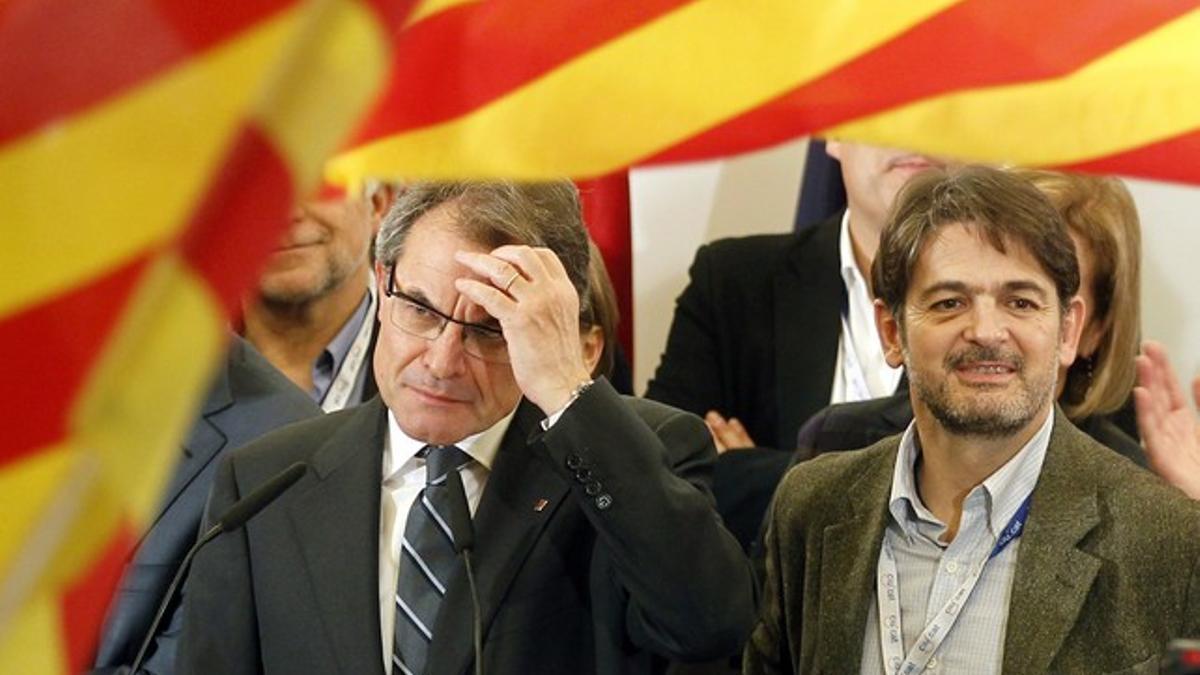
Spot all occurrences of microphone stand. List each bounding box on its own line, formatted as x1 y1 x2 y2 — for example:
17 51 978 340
128 461 307 674
443 468 483 675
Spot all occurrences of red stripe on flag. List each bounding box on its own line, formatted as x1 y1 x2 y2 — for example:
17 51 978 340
649 0 1196 164
348 0 690 146
0 256 150 470
179 124 296 315
60 518 137 673
578 173 634 361
358 0 420 36
0 0 293 145
1060 129 1200 185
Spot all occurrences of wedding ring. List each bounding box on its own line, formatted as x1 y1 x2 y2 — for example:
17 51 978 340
502 269 521 292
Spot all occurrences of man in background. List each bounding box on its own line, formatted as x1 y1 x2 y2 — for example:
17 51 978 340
242 184 394 412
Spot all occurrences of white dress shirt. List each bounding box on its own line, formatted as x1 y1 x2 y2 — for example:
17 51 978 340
378 408 515 673
830 211 904 404
859 412 1053 674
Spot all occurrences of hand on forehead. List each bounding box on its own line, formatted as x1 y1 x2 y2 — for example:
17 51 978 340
400 258 494 322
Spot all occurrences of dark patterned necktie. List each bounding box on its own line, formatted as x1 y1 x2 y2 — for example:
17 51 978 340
392 445 470 675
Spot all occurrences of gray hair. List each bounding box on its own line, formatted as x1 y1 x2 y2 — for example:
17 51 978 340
375 181 591 314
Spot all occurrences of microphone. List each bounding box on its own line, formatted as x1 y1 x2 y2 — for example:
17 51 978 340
213 462 308 532
442 468 483 675
128 462 308 674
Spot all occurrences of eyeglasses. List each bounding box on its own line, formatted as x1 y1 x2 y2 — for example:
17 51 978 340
384 268 510 363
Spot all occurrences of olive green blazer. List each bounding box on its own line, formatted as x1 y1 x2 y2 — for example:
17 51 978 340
746 410 1200 674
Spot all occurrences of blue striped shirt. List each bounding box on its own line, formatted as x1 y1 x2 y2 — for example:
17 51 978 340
859 411 1053 674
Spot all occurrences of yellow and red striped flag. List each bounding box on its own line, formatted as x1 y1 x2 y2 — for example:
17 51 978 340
324 0 1200 380
327 0 1200 184
0 0 414 670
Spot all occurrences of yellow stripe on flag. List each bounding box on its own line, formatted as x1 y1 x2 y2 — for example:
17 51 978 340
826 8 1200 167
326 0 962 182
256 0 391 192
72 255 227 535
0 592 67 675
0 444 78 606
406 0 478 27
0 255 224 636
0 7 302 319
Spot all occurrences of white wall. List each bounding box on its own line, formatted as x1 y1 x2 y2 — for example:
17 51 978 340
630 141 1200 398
1126 177 1200 384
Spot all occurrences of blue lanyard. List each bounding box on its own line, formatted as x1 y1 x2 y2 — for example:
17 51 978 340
989 494 1032 560
878 492 1033 675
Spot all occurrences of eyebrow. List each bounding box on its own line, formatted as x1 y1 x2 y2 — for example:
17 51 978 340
916 279 1051 303
395 285 503 332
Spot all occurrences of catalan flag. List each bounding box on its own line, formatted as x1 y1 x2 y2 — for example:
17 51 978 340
0 0 412 670
6 0 1200 670
328 0 1200 184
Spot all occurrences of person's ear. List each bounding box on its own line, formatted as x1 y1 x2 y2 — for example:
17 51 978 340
875 299 906 368
375 261 390 320
580 325 604 377
369 184 399 231
1059 295 1086 369
825 140 843 161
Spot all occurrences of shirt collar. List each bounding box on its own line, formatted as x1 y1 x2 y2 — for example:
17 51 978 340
382 404 517 482
837 210 867 289
321 286 373 376
888 409 1054 538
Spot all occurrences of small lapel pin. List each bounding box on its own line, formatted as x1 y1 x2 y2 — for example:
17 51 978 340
533 498 549 512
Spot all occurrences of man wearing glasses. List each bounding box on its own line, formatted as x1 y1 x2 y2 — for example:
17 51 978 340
179 181 755 675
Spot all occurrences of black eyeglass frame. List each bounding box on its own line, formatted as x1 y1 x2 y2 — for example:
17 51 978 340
383 265 507 349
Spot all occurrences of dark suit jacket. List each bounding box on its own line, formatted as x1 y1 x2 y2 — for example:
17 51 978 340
178 379 755 675
646 216 844 451
745 411 1200 674
94 336 320 674
645 216 848 551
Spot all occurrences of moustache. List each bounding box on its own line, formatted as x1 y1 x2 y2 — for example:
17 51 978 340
944 345 1022 372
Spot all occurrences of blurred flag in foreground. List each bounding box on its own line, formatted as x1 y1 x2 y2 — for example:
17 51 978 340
0 0 412 670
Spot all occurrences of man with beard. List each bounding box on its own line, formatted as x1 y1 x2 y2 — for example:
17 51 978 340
745 166 1200 674
242 185 394 412
647 142 947 551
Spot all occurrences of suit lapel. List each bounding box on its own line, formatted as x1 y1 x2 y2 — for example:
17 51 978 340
1002 413 1102 674
428 400 570 675
775 215 845 448
815 442 896 671
288 399 389 675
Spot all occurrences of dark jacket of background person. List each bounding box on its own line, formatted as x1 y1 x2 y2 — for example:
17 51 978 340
745 412 1200 674
646 215 871 551
93 336 320 674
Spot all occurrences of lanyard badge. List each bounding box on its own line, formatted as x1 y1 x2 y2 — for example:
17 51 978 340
876 494 1031 674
